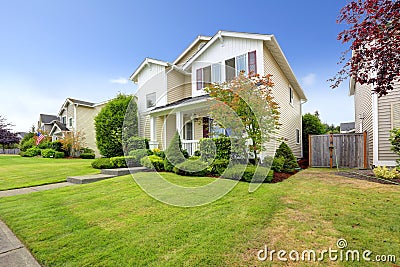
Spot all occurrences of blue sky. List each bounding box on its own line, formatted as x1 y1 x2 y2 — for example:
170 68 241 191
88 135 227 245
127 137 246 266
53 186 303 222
0 0 353 132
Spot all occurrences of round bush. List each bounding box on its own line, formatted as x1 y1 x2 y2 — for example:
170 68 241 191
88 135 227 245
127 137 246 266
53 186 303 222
80 153 95 159
141 155 164 171
23 147 41 157
41 149 56 158
54 151 65 158
91 158 113 169
129 149 151 166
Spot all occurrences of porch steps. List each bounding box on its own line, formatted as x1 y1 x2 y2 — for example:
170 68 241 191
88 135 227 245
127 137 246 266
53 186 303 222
67 167 151 184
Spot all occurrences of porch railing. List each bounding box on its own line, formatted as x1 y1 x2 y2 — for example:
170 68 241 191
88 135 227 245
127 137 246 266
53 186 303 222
181 140 199 156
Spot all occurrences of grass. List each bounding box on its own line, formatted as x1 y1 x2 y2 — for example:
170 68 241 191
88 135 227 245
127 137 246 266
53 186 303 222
0 168 399 266
0 155 98 190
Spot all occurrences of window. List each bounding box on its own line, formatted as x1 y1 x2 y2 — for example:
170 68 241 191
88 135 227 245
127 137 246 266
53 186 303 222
69 118 73 127
211 63 221 83
203 66 211 88
236 54 247 76
296 129 300 144
196 68 203 90
184 121 193 140
248 51 257 75
62 116 66 125
392 103 400 129
289 87 294 104
146 93 156 108
225 58 235 82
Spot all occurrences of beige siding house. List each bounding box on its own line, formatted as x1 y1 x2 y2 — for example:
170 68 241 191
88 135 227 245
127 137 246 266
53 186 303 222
350 79 400 167
49 98 107 157
130 31 307 158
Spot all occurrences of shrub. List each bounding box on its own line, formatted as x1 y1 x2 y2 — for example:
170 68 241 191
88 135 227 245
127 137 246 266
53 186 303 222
210 159 230 176
95 94 136 158
80 153 95 159
222 164 274 183
91 158 113 169
193 150 201 157
152 149 165 159
188 156 200 161
199 137 231 162
109 156 136 168
275 142 299 173
173 160 209 176
23 147 41 157
141 155 164 171
41 148 56 158
54 151 65 158
38 141 52 149
164 131 186 172
129 149 151 167
126 137 149 152
390 128 400 170
20 137 35 152
373 166 400 179
263 156 285 172
50 141 64 152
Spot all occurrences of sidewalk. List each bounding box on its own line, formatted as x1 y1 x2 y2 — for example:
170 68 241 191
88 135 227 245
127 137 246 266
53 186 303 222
0 221 40 267
0 182 74 198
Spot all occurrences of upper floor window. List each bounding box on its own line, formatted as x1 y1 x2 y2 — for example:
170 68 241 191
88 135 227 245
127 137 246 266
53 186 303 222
296 129 300 144
146 92 156 108
211 63 221 83
196 66 211 90
62 116 66 125
69 118 73 128
289 87 294 105
225 50 257 81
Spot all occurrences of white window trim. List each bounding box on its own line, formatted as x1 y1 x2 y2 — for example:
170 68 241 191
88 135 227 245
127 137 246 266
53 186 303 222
289 87 294 107
235 53 247 76
296 129 300 144
211 63 222 83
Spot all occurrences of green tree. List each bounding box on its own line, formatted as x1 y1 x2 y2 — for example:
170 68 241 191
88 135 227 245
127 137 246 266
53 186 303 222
324 123 340 134
390 128 400 170
204 73 280 164
275 142 299 173
164 131 186 172
95 94 136 158
302 112 326 160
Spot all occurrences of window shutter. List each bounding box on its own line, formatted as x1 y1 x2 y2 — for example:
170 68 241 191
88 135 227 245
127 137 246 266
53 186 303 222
248 51 257 75
196 68 203 90
392 103 400 129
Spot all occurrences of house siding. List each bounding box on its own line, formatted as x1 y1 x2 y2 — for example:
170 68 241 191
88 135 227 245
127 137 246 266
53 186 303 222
377 85 400 162
156 116 164 150
175 40 209 66
167 69 191 104
263 45 302 158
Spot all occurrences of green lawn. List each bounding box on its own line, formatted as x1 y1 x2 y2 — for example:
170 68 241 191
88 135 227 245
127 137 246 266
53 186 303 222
0 155 98 190
0 168 399 266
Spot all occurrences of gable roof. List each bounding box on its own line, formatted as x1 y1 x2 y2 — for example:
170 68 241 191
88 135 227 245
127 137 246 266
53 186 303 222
40 114 59 124
68 98 95 107
182 30 307 101
129 58 169 83
172 35 212 65
340 122 356 132
49 120 69 136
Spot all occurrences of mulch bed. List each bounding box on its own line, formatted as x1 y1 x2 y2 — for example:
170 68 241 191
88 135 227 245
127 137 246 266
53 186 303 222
335 170 400 185
271 172 294 183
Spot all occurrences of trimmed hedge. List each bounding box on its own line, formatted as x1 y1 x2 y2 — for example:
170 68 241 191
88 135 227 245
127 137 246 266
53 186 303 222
199 137 244 162
91 158 113 169
80 153 95 159
41 149 56 158
222 164 274 183
164 132 186 172
141 155 164 171
210 159 230 176
54 151 65 158
126 137 149 152
22 147 42 157
129 149 152 166
173 160 209 176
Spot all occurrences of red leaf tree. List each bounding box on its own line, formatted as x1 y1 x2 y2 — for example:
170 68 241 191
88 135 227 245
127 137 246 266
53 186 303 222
330 0 400 97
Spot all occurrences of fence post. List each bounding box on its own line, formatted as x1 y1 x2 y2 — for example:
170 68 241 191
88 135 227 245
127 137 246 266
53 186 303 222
363 131 368 169
329 133 334 169
308 135 312 167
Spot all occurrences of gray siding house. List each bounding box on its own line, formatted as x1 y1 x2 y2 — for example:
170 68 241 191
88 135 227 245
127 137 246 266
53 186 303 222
350 80 400 167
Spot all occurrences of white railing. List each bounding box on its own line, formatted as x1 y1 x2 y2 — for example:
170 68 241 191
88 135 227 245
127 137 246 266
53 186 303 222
149 141 159 150
181 140 199 156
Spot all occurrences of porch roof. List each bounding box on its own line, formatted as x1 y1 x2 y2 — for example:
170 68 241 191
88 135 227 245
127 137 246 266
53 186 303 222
149 94 209 115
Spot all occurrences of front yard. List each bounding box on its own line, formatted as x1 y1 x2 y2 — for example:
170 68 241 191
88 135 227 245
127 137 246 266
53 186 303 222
0 155 98 190
0 166 399 266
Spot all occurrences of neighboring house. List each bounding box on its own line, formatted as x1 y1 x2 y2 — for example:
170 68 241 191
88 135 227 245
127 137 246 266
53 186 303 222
340 122 355 133
350 79 400 167
130 30 307 158
37 114 59 133
49 98 108 157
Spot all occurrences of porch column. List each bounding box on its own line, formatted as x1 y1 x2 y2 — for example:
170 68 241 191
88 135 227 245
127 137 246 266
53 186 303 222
149 116 158 149
176 111 183 137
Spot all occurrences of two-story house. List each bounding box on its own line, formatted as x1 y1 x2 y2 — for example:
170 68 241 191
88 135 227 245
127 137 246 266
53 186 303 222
350 79 400 167
130 31 307 158
37 114 59 133
48 98 108 157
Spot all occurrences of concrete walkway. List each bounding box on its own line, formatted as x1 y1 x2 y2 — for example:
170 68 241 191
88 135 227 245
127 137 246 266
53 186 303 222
0 182 74 198
0 221 40 267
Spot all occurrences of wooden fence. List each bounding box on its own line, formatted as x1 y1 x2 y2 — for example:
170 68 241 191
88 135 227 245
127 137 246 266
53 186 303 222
0 149 20 155
309 133 367 168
